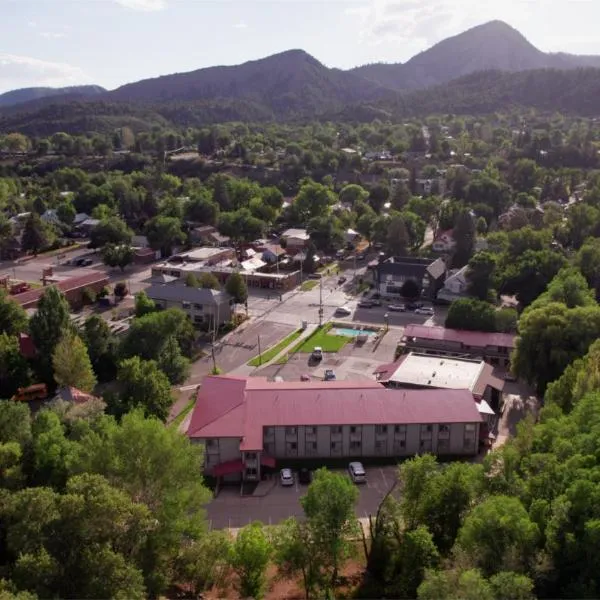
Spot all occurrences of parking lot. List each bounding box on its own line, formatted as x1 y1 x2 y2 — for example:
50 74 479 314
205 464 399 529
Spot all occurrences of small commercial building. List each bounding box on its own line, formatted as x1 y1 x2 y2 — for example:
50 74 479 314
400 324 516 368
374 352 504 413
145 281 233 328
11 271 109 310
187 376 484 481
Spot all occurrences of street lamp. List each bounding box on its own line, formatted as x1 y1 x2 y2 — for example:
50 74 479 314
384 313 389 332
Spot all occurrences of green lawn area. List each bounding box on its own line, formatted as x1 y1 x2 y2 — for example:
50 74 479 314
247 329 303 366
168 396 196 430
290 323 351 353
300 279 319 291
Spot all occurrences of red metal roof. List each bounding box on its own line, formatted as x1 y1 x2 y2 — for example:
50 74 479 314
403 324 516 349
188 375 483 451
12 270 109 307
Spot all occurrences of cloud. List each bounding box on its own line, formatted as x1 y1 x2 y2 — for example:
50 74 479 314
40 31 66 39
233 21 248 29
0 53 90 93
114 0 167 11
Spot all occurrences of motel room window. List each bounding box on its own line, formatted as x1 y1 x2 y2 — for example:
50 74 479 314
395 424 406 435
393 439 406 452
349 440 362 451
285 426 297 436
375 440 386 453
245 452 257 461
376 425 388 435
306 426 317 435
286 442 297 456
182 301 191 309
330 426 342 435
331 441 342 452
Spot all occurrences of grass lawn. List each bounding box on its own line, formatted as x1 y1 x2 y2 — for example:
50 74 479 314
290 323 351 353
169 396 195 430
300 279 319 291
247 329 303 366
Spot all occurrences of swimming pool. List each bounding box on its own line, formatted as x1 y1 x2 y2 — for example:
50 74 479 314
332 327 378 338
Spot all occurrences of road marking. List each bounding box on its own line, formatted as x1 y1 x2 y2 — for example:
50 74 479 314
380 467 388 488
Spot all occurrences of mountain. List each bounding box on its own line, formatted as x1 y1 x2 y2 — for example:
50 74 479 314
0 85 106 108
352 20 600 90
107 49 388 116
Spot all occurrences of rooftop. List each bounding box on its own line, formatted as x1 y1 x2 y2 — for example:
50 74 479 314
403 324 516 349
145 281 230 305
173 247 233 262
385 353 486 390
187 375 483 451
281 228 310 241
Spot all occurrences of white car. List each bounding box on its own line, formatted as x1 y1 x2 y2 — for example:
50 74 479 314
280 468 294 486
415 306 434 315
335 306 352 316
348 462 367 484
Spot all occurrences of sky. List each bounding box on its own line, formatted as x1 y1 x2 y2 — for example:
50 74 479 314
1 0 600 94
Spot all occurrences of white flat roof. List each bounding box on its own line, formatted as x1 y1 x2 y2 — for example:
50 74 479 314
176 247 232 261
389 353 485 391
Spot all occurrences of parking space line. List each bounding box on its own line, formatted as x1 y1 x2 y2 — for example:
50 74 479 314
380 467 388 489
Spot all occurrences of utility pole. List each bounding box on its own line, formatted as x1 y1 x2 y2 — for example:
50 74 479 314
318 278 323 327
257 335 262 365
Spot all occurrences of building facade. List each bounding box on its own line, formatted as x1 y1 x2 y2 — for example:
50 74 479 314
187 376 483 481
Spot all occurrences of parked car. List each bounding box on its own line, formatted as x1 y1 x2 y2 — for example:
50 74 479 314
311 347 323 361
298 468 313 485
358 300 373 308
337 276 347 285
370 298 382 306
388 303 405 312
348 461 367 484
280 468 294 486
324 369 336 381
335 306 352 316
300 373 311 381
415 306 434 315
405 302 419 311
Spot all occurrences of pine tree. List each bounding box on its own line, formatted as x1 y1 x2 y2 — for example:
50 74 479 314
52 331 97 392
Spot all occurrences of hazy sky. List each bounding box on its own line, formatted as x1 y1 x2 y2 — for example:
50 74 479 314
1 0 600 93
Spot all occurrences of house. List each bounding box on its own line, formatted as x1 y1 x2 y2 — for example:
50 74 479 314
437 265 469 303
345 229 360 246
400 324 516 368
187 375 484 480
41 209 61 226
190 225 231 247
8 212 31 233
145 281 233 328
432 229 456 253
73 213 90 226
415 178 446 197
280 228 310 251
371 256 446 299
77 218 100 236
11 271 109 310
374 352 504 412
259 244 286 264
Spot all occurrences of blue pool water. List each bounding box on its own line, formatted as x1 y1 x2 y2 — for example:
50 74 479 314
333 327 378 337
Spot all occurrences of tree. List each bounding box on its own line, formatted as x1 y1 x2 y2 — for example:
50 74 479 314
29 286 72 385
145 216 185 257
456 496 538 576
21 213 50 255
489 572 535 600
446 298 497 332
0 289 28 335
452 209 476 267
229 522 271 600
401 279 421 299
418 568 494 600
102 243 134 271
198 272 221 290
121 308 195 360
300 469 359 588
292 180 335 223
56 201 76 225
74 409 210 596
0 333 30 399
89 216 132 249
495 307 518 333
157 335 190 385
114 281 128 300
273 518 322 599
175 531 231 597
116 357 174 421
512 302 600 393
356 211 375 246
225 272 248 307
307 215 344 252
134 291 156 317
529 267 595 310
576 237 600 295
82 314 117 382
368 183 390 212
467 251 497 301
184 272 199 287
401 210 427 250
390 180 411 211
339 184 368 206
52 331 96 393
510 158 539 194
386 214 410 256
